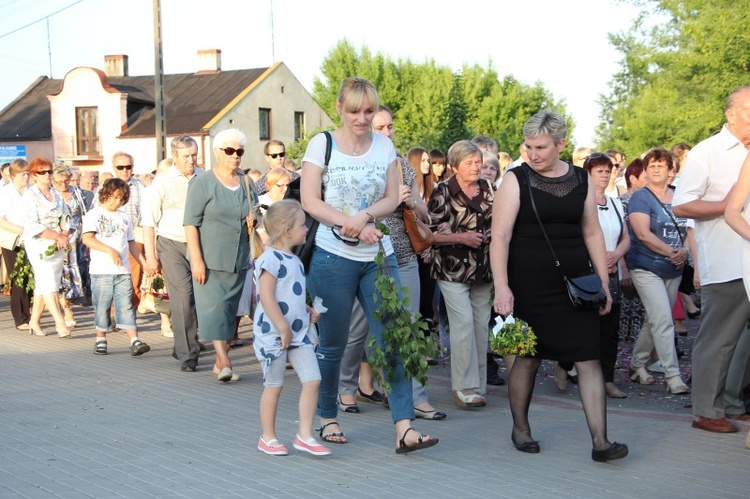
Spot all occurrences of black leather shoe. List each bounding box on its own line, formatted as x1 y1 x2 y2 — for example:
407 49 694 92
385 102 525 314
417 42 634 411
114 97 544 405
356 387 384 404
511 434 540 454
592 442 628 462
181 359 197 372
487 374 506 386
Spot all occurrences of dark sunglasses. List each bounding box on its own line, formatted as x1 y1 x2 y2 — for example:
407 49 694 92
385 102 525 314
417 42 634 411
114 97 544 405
36 170 53 175
221 147 245 157
269 152 286 159
115 165 133 171
331 225 359 246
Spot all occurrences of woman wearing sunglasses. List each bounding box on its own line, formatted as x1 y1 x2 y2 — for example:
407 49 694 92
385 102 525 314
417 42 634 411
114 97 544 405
259 167 292 212
184 128 257 383
22 157 72 338
300 77 438 454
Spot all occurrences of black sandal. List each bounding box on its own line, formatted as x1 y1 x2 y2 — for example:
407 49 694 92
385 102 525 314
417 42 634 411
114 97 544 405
318 421 348 444
396 428 439 454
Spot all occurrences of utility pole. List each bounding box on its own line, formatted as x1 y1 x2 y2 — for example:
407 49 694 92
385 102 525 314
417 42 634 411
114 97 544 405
153 0 167 162
270 0 275 62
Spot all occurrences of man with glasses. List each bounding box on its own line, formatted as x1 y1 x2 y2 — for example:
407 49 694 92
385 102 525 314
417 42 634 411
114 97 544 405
256 140 299 195
96 152 146 315
142 136 204 372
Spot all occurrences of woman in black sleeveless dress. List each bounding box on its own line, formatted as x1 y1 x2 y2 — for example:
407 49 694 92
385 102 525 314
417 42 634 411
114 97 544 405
489 110 628 462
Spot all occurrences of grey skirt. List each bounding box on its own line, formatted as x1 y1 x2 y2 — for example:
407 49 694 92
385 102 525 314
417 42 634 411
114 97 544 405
194 267 248 341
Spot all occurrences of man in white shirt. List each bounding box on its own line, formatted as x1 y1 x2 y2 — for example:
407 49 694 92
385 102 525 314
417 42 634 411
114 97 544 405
142 136 204 372
673 86 750 433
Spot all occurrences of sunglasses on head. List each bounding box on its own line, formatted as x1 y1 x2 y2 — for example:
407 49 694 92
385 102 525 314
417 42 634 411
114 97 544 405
220 147 245 157
115 165 133 171
36 170 53 176
269 152 285 159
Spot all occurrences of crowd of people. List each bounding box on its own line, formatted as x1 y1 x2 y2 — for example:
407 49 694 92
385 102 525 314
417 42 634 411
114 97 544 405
2 80 750 457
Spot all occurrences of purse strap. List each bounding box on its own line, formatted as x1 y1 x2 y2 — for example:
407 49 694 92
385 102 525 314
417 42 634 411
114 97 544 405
642 187 686 246
523 167 568 279
609 197 623 242
322 130 332 181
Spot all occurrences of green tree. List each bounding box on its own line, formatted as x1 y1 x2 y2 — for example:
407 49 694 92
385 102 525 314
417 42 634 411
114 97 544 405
303 39 570 157
598 0 750 158
436 72 470 152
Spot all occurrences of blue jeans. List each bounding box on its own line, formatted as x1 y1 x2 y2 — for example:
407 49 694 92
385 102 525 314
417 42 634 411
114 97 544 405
307 247 414 422
92 274 136 332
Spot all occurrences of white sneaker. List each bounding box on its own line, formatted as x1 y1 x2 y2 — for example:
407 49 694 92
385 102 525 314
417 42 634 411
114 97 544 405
647 361 665 373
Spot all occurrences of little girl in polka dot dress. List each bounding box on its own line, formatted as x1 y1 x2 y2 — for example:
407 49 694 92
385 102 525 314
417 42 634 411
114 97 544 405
253 199 329 457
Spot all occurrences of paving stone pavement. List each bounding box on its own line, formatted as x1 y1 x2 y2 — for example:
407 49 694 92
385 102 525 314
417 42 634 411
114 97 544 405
0 296 748 498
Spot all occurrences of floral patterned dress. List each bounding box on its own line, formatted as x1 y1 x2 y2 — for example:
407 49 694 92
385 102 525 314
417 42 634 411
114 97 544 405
59 187 86 300
618 191 645 342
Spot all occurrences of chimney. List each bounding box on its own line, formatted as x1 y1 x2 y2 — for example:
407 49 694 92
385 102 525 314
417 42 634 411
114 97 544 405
197 49 221 74
104 54 129 77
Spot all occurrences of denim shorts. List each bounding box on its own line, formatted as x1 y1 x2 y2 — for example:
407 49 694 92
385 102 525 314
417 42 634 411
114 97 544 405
91 274 137 332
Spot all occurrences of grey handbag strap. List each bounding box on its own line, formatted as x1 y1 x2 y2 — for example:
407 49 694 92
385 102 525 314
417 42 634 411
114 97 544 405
642 187 685 246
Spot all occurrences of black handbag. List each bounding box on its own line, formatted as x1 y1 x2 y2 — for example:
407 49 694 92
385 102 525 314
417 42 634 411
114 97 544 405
284 131 331 272
523 168 607 310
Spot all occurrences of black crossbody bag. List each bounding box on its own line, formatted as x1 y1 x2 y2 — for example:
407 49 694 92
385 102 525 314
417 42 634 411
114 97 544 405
524 168 607 310
284 131 332 272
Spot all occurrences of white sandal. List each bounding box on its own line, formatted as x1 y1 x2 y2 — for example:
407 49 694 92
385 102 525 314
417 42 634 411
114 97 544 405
629 366 655 385
665 376 690 394
453 390 486 407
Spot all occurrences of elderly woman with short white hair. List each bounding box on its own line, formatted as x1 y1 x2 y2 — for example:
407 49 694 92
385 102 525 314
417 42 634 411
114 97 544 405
184 128 257 382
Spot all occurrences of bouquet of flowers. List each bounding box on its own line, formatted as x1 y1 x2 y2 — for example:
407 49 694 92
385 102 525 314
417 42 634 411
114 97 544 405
490 314 537 357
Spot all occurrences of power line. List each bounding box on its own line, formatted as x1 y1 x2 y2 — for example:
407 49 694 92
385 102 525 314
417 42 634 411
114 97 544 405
0 0 85 39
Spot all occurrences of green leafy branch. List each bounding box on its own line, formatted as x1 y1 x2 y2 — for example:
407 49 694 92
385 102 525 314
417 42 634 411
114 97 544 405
40 242 69 260
7 247 35 296
369 223 437 391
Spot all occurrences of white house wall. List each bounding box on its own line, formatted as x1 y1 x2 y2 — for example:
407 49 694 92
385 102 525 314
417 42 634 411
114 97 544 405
48 67 126 167
206 63 333 171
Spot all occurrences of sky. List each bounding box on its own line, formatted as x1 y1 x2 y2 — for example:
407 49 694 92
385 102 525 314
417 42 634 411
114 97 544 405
0 0 642 148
